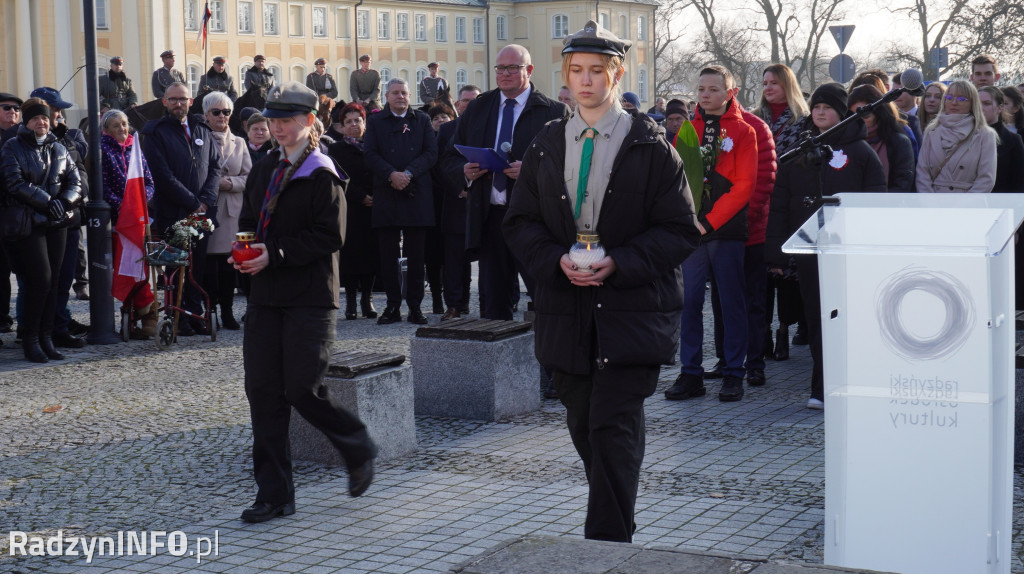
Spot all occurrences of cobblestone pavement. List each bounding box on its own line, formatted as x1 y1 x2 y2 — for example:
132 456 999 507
0 278 1022 573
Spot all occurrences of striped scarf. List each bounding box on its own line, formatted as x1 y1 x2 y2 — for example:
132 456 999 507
256 158 291 241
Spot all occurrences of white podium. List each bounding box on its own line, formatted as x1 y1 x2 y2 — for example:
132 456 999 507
783 193 1024 574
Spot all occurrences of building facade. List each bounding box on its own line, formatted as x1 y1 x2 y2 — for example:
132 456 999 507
1 0 657 120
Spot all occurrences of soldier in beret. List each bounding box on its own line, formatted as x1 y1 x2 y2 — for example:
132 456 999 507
198 56 238 102
418 62 446 106
349 55 380 111
305 58 339 101
99 57 138 110
233 81 376 523
502 21 698 543
244 55 275 93
151 50 186 99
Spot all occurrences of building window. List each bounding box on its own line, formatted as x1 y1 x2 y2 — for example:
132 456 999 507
289 5 303 36
495 15 507 41
210 1 224 32
357 9 370 39
264 3 279 35
270 65 282 86
380 67 393 88
638 69 648 102
619 15 627 37
184 0 197 30
397 13 409 41
400 68 410 83
378 11 390 40
240 64 252 80
336 7 350 38
552 14 569 38
238 1 253 33
313 7 327 37
473 17 484 43
637 16 647 40
435 15 447 42
291 65 306 83
187 65 201 96
414 14 427 41
415 67 428 102
96 0 108 28
598 12 609 31
456 68 467 92
476 69 485 90
455 16 467 43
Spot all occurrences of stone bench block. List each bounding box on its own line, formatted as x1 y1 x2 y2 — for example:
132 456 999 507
290 364 416 465
411 331 539 421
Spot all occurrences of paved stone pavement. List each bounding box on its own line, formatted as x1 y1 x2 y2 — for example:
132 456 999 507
1 278 1022 573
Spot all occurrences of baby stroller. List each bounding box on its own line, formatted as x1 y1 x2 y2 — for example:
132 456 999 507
144 222 217 350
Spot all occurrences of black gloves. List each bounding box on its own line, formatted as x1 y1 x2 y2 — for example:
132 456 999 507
48 198 66 221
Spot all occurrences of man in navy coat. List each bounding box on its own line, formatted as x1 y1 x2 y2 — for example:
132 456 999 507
142 81 221 335
442 45 569 320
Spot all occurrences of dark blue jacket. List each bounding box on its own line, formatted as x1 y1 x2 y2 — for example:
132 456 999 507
141 113 221 235
435 118 465 234
363 108 437 228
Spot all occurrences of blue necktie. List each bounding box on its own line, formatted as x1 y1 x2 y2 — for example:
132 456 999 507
493 98 516 193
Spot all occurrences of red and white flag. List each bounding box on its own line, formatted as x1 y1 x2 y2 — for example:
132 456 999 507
195 2 212 50
112 138 149 301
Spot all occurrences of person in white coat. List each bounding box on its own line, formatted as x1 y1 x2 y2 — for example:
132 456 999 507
916 80 997 193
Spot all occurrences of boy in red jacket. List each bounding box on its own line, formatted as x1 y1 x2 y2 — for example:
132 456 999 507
665 65 757 402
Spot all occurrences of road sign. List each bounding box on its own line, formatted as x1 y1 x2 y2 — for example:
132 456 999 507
829 25 856 52
829 53 856 83
929 47 949 70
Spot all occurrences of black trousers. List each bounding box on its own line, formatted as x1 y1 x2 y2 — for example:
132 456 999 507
442 232 472 309
203 253 240 314
480 206 517 320
0 246 13 324
243 305 377 505
377 226 426 310
796 255 824 400
554 364 660 543
766 273 803 327
4 226 67 338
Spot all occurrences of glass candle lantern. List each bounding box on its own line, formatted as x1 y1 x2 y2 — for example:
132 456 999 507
569 233 605 271
231 231 261 263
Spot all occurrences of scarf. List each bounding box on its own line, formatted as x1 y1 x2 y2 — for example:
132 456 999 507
933 114 976 150
343 135 365 151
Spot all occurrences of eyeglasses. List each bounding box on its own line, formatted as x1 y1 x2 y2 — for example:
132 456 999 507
0 105 18 112
944 95 969 102
166 97 189 104
209 108 232 117
494 65 525 75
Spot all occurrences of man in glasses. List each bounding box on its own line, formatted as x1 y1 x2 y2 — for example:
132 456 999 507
198 56 238 102
141 82 222 336
0 92 22 335
151 50 186 99
442 44 568 321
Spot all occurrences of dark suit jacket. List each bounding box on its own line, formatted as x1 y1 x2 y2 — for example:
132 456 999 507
442 83 569 249
435 118 465 234
363 108 437 228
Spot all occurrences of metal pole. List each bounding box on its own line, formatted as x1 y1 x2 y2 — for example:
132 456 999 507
82 0 120 344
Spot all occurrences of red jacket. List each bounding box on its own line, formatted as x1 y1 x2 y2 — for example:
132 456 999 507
690 96 757 241
739 106 777 246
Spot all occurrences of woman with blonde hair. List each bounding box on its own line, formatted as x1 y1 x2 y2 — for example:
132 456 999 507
916 80 997 193
918 82 946 131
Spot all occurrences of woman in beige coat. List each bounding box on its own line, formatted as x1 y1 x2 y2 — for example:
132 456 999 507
203 91 252 329
916 80 997 193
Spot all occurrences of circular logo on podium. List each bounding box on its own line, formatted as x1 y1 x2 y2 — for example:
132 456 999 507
875 267 975 361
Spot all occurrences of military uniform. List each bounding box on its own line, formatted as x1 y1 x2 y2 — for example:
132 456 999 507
418 75 446 105
151 67 186 99
244 68 275 93
349 69 381 109
99 71 138 109
305 72 339 100
198 69 239 101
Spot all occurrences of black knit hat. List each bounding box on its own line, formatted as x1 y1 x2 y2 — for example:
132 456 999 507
809 83 849 119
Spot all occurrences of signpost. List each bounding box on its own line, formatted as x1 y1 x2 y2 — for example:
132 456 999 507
828 25 856 83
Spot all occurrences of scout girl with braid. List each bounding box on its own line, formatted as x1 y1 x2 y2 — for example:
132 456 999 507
233 81 376 523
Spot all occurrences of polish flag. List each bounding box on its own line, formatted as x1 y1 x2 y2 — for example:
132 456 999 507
112 138 149 302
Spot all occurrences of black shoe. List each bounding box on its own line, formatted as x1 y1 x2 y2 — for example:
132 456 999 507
664 373 706 400
176 320 196 337
703 359 724 379
719 375 744 402
190 318 211 336
68 319 89 336
407 308 428 325
361 296 378 319
0 317 13 333
747 368 766 387
74 285 90 301
377 305 401 325
792 322 808 346
15 327 24 344
543 380 559 399
221 312 240 330
349 459 374 497
52 331 87 349
441 308 462 321
39 334 66 360
241 501 296 523
23 337 48 364
774 327 790 361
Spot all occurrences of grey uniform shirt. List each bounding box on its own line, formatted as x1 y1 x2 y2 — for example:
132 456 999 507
564 105 632 233
152 67 186 99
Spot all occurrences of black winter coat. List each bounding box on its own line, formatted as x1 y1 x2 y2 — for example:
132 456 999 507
141 113 222 235
878 130 916 192
435 118 465 234
327 139 378 276
765 117 887 268
363 108 437 228
0 127 83 229
503 114 700 375
443 84 570 249
990 121 1024 193
238 148 348 308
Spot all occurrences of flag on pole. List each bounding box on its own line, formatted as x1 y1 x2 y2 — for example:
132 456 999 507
112 138 149 302
195 2 212 50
